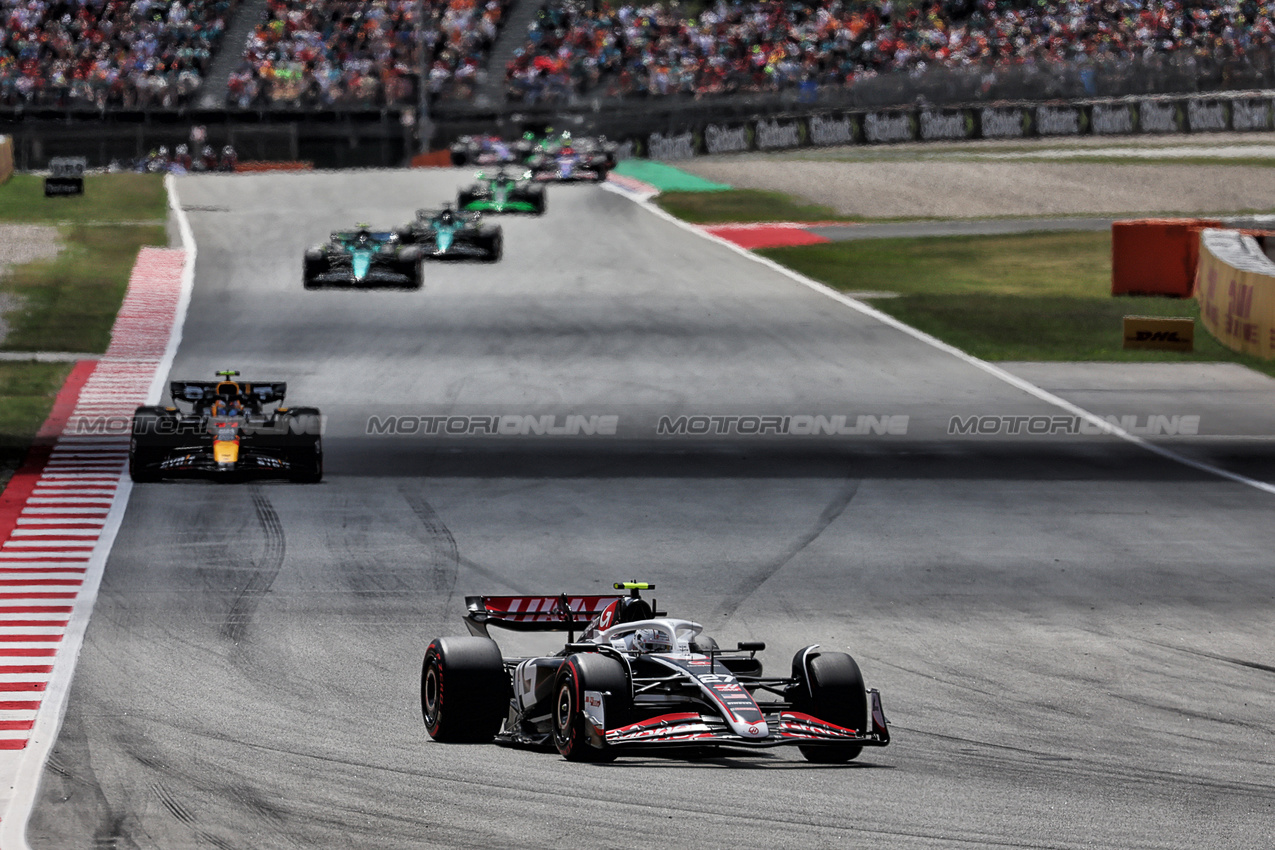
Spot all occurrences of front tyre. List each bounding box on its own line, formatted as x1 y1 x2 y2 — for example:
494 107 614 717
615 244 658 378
792 649 867 763
552 654 628 762
421 636 508 743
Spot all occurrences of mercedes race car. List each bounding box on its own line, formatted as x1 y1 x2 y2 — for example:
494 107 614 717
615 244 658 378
303 227 424 289
421 582 890 762
458 169 546 215
129 370 323 482
395 206 502 261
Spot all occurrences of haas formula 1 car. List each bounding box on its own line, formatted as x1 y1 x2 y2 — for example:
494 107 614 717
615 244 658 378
421 582 890 762
129 370 323 482
303 227 424 289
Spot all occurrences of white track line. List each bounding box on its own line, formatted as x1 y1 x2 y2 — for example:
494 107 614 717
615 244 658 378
603 181 1275 496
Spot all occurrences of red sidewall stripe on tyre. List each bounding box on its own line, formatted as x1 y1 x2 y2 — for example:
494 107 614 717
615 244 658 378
0 245 188 838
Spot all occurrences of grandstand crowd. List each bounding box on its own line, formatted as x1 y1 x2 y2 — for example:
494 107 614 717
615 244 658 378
1 0 239 108
504 0 1275 104
3 0 1274 109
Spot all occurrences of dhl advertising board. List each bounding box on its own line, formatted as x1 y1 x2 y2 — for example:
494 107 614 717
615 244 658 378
1195 228 1275 359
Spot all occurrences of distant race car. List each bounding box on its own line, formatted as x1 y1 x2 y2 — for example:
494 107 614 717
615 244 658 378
303 227 424 289
457 169 546 215
421 582 891 762
450 134 520 167
514 131 618 168
129 370 322 482
528 144 611 182
395 206 503 261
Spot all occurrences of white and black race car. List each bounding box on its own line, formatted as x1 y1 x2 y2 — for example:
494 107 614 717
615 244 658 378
421 582 890 762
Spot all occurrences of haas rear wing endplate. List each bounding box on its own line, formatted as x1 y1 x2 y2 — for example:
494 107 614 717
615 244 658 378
464 595 621 637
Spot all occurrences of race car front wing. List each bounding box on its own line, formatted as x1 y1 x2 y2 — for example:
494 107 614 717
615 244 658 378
597 689 890 750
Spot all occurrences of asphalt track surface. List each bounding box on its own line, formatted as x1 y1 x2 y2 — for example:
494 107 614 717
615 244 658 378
27 169 1275 849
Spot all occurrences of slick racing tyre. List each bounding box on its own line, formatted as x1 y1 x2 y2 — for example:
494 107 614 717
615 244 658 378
288 438 323 483
791 648 867 763
457 189 479 210
552 653 628 762
303 250 327 290
421 636 508 743
530 188 546 215
481 229 503 263
128 408 168 482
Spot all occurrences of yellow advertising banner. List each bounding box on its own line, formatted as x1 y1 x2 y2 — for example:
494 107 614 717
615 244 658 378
0 135 13 185
1195 229 1275 360
1122 316 1194 351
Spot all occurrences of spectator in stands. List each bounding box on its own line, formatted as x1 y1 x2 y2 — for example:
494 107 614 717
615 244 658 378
0 0 240 108
502 0 1275 105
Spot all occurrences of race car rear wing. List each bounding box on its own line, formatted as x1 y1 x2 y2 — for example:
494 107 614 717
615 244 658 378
171 381 287 406
464 595 621 637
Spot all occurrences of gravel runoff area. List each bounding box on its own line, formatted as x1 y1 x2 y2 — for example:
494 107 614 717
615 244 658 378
0 224 61 344
681 137 1275 219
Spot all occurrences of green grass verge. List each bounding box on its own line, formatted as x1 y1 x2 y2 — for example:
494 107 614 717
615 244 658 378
759 231 1275 377
0 173 167 224
655 189 861 224
0 361 74 490
0 173 167 352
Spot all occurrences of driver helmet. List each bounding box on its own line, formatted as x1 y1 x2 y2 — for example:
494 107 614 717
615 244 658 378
355 230 372 245
439 208 456 224
629 628 673 654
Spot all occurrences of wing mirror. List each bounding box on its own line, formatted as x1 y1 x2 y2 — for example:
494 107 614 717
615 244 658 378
737 641 765 654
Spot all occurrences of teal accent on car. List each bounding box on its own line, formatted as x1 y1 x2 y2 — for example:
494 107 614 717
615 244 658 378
351 248 373 280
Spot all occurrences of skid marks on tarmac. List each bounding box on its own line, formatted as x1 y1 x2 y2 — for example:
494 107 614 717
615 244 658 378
220 487 286 645
714 477 861 621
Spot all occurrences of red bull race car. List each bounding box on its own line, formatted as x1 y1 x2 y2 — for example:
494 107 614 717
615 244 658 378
421 582 890 762
128 370 323 482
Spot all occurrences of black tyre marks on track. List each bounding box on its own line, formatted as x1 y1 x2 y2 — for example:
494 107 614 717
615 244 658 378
221 487 286 643
715 478 861 621
398 483 459 616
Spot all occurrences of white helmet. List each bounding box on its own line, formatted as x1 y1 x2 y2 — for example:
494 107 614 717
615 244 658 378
630 628 672 654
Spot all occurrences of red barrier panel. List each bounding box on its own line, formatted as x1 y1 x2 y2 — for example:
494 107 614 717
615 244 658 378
411 150 454 167
1111 218 1222 297
234 161 314 173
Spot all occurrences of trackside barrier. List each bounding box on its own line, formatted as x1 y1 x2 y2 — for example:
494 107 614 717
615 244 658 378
410 150 453 167
234 161 314 173
1196 228 1275 359
1111 219 1221 297
0 135 13 184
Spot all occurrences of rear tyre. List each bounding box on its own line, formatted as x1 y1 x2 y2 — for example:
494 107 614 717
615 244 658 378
129 409 167 482
457 189 479 210
485 231 503 263
531 189 547 215
421 636 508 743
552 654 628 762
792 649 867 763
288 438 323 483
